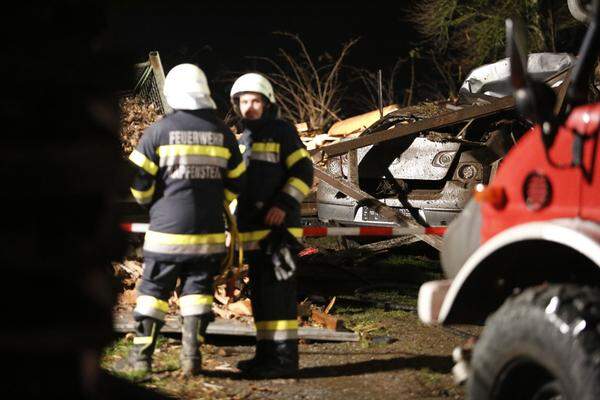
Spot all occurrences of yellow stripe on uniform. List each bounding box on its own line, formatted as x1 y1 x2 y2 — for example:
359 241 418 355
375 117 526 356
240 228 303 251
255 320 299 331
252 142 280 153
145 230 227 245
240 229 303 242
224 188 238 202
227 160 246 178
136 295 169 313
179 294 214 306
239 230 271 243
179 294 214 317
130 183 155 205
288 177 311 196
283 177 311 203
288 227 303 238
129 149 159 176
134 295 169 321
285 148 310 168
157 145 231 160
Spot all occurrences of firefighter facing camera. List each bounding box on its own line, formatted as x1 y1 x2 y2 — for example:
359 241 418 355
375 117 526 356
127 64 245 376
230 73 314 378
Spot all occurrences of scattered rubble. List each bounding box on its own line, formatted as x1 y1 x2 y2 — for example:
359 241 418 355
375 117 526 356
112 257 351 333
119 96 162 154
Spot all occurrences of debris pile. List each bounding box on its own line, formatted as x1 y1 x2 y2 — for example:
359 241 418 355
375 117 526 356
119 96 162 154
112 257 348 332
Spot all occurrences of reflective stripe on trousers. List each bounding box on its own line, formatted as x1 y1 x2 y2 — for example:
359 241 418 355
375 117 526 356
255 319 298 341
179 294 213 316
134 295 169 321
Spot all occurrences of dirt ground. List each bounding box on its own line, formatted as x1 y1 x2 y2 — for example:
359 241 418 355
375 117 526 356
103 241 480 400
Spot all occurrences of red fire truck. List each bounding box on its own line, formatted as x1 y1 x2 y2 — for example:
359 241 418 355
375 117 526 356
418 1 600 399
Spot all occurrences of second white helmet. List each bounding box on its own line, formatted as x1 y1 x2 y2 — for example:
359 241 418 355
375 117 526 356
163 63 216 110
230 73 276 104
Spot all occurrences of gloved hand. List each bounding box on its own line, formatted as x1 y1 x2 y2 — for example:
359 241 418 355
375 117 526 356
274 246 297 281
259 226 302 281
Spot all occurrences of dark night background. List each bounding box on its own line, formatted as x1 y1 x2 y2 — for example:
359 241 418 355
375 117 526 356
106 0 419 117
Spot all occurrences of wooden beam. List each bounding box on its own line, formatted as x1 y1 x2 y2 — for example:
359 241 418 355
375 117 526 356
318 69 570 157
319 96 516 156
113 313 359 342
148 51 172 114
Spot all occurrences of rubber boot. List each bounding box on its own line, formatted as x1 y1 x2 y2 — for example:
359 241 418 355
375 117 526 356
128 317 163 373
247 340 299 379
237 341 268 372
180 314 211 376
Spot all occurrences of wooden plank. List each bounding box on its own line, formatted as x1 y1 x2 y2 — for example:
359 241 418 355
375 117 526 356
317 69 571 157
148 51 172 114
347 149 359 186
313 166 443 250
113 313 359 342
311 309 344 330
319 96 516 156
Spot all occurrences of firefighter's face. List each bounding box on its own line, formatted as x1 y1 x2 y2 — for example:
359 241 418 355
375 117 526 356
239 92 265 120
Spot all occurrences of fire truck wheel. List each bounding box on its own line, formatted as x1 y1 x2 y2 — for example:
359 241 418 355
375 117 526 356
467 284 600 400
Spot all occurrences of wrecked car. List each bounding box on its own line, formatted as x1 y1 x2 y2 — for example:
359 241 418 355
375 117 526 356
316 54 574 230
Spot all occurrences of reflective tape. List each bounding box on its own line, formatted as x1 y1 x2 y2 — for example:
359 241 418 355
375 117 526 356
157 145 231 160
130 183 155 205
143 231 227 255
282 183 305 203
250 152 279 163
239 230 271 243
133 336 153 345
282 177 311 203
240 229 270 251
145 231 227 245
255 320 298 341
252 142 280 153
159 155 228 168
256 329 299 341
179 294 213 316
224 189 238 202
250 142 280 163
240 228 302 250
144 242 226 255
129 150 159 176
288 227 303 238
227 160 246 178
285 148 310 169
134 295 169 321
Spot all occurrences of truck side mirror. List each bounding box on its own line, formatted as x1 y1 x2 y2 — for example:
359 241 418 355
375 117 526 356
506 18 558 147
506 18 528 91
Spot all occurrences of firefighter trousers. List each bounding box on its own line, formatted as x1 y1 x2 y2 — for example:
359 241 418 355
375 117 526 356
246 251 298 342
134 256 221 322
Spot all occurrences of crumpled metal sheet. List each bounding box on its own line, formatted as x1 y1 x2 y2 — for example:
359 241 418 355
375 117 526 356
460 52 576 98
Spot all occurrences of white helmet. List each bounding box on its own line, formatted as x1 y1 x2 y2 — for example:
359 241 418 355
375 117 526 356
230 73 276 104
163 63 216 110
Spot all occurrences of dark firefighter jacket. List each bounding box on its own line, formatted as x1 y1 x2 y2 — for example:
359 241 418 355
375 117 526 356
236 117 313 250
128 109 245 262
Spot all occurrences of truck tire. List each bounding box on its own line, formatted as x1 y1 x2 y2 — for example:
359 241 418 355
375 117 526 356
468 285 600 400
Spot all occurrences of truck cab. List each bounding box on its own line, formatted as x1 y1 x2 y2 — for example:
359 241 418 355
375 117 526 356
418 1 600 398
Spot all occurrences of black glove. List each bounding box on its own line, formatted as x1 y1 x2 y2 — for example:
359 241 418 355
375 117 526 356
259 226 302 281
